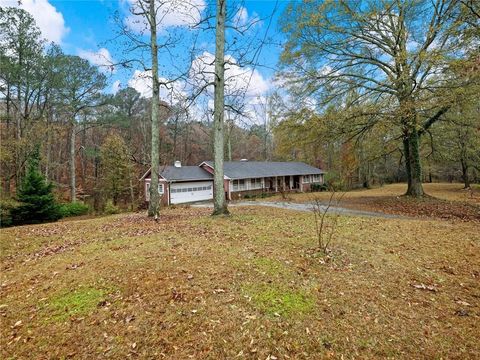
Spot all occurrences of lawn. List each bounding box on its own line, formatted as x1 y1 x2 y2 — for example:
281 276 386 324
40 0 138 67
1 204 479 358
266 183 480 222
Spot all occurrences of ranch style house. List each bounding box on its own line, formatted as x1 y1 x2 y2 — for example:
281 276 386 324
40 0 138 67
141 160 325 205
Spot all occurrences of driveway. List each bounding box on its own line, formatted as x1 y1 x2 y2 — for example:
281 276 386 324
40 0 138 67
192 201 406 219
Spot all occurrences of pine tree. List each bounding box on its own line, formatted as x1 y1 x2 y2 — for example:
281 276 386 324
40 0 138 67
11 150 61 224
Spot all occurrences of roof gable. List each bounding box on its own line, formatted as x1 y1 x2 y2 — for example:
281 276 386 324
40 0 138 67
142 166 213 181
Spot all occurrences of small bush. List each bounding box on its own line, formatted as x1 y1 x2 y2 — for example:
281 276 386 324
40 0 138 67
58 202 90 218
0 198 20 227
104 200 120 215
311 183 328 192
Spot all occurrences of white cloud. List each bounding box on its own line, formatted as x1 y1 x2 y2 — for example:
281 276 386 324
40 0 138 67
124 0 206 33
1 0 69 44
128 69 186 102
189 52 272 125
190 51 270 99
111 80 122 94
233 6 249 27
78 48 115 73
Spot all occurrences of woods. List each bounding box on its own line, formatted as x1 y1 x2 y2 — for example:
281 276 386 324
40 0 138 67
277 0 479 194
1 0 478 225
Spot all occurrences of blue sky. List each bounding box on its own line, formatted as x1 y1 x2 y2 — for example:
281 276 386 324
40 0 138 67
2 0 286 101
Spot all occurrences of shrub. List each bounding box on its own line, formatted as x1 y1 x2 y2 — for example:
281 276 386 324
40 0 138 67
58 202 90 218
0 198 20 227
311 183 328 192
11 150 61 225
104 200 120 215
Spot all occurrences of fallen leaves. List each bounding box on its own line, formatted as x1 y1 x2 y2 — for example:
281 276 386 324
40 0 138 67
411 283 438 292
12 320 22 328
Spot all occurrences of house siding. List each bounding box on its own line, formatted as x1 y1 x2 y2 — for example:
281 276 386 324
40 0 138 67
144 179 169 206
144 163 325 205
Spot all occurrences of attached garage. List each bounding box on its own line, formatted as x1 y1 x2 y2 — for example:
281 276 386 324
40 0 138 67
170 181 213 204
141 162 214 205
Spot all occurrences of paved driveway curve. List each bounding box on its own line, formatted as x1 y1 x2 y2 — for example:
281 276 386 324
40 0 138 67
193 201 406 219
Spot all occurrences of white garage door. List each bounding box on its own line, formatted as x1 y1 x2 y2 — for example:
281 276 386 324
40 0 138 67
170 181 213 204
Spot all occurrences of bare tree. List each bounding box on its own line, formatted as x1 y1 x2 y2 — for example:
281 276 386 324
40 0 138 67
212 0 229 216
311 189 345 255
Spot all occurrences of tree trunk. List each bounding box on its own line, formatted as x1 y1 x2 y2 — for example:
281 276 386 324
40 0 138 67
227 120 232 161
148 0 161 218
405 129 424 197
461 159 470 189
402 137 411 188
69 123 77 202
212 0 229 216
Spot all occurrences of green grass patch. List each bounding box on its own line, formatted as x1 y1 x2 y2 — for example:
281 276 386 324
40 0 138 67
251 257 288 276
243 284 315 317
46 286 107 321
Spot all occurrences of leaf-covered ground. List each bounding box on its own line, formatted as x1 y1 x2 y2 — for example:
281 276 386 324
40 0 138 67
267 183 480 222
1 205 479 359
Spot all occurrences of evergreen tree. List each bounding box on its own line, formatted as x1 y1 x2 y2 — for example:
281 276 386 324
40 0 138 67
11 150 61 224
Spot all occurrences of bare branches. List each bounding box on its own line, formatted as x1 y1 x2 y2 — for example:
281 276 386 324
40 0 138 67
311 187 346 255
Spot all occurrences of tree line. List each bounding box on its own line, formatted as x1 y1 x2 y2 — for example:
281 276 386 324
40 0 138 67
275 0 479 192
0 4 275 222
1 1 479 225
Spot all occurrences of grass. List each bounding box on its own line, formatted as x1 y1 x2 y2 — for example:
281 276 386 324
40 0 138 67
266 182 480 222
242 284 315 316
268 182 479 203
1 201 479 358
46 286 107 322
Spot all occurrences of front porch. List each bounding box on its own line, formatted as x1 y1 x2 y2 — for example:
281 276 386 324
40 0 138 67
228 175 308 200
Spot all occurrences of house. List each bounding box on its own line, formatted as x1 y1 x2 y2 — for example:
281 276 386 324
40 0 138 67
141 160 325 205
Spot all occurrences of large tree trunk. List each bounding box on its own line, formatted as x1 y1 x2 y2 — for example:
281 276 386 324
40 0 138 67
405 128 424 197
212 0 229 216
69 123 76 202
148 0 161 218
212 0 229 214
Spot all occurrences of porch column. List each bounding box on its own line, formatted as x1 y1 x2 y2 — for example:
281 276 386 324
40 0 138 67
275 176 278 192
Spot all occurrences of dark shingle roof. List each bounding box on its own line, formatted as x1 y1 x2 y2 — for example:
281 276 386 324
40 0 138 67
203 161 324 179
160 166 213 181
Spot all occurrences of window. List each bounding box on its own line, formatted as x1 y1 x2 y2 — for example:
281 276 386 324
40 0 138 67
312 174 320 183
250 178 262 189
146 183 164 194
303 175 310 183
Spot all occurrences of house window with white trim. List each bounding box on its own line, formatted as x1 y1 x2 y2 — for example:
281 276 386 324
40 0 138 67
303 175 310 183
146 182 164 195
312 174 320 183
232 179 247 191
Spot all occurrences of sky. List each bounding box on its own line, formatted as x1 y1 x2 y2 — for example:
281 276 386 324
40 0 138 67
1 0 286 113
